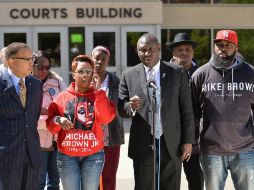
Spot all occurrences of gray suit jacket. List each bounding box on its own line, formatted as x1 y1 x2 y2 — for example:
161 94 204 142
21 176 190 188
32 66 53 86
118 60 195 161
0 68 43 170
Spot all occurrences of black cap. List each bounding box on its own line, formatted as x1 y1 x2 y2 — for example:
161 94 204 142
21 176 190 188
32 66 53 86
166 33 197 52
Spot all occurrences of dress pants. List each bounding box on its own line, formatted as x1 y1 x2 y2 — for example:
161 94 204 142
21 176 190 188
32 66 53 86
183 153 204 190
133 135 182 190
0 146 40 190
101 146 120 190
39 142 60 190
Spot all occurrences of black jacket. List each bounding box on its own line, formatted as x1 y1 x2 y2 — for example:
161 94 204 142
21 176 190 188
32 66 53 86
118 60 195 161
107 72 125 147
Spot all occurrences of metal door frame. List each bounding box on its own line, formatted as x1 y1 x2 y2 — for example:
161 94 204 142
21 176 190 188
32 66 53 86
121 25 161 72
86 25 121 76
32 27 69 84
0 27 32 49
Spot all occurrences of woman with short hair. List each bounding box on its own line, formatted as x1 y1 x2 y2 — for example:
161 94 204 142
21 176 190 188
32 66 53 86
46 54 116 190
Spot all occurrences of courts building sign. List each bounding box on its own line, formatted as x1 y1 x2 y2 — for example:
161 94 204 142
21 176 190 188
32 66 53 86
0 2 162 25
10 8 143 19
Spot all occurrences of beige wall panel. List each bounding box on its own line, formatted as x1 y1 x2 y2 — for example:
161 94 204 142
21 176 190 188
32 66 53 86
0 2 162 25
163 5 254 29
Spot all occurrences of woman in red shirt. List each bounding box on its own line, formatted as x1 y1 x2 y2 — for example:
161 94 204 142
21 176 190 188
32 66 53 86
46 55 116 190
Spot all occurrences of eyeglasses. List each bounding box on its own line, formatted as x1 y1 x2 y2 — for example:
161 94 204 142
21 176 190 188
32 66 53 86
35 64 51 71
74 69 94 76
12 57 33 62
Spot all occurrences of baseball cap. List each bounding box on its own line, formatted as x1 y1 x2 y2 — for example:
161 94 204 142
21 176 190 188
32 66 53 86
214 30 238 46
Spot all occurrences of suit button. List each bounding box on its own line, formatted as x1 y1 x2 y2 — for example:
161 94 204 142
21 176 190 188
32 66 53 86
25 124 29 128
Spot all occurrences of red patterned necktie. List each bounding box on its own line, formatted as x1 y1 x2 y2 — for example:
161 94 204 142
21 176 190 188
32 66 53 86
19 79 26 108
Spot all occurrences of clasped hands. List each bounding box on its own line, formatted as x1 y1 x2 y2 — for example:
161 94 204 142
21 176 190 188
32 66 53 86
55 116 74 130
129 95 192 162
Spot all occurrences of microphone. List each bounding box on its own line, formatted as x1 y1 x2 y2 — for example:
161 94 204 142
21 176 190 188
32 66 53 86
147 79 158 90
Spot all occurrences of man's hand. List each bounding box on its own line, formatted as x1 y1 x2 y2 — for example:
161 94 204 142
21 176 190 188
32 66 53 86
130 95 141 110
180 143 192 162
129 95 141 116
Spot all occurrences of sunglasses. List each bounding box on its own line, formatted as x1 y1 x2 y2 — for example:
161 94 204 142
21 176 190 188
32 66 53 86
35 64 51 71
74 69 94 76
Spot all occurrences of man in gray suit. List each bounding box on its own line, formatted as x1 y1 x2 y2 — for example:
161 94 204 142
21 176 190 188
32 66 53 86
118 33 195 190
0 42 43 190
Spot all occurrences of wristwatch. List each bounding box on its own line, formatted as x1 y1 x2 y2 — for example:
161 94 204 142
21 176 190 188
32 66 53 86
55 116 61 124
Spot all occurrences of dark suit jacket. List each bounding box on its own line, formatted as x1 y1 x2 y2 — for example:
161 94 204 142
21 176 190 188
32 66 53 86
107 72 125 147
118 60 195 161
0 68 43 170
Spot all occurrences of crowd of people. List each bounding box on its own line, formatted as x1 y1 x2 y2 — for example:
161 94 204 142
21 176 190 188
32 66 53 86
0 29 254 190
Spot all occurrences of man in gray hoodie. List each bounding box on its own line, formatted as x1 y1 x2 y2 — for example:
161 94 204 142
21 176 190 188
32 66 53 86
191 30 254 190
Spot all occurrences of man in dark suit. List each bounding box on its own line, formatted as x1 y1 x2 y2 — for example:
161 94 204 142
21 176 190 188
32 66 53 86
118 33 195 190
0 42 43 190
167 32 204 190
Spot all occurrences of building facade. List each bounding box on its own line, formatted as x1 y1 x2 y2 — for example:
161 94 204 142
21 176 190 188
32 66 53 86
0 0 253 83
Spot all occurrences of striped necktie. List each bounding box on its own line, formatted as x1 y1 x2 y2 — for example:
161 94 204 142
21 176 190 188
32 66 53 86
19 79 26 108
147 68 162 138
147 68 155 81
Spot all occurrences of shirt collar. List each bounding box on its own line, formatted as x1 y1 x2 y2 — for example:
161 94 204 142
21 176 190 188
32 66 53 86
192 60 196 67
101 73 109 89
8 67 25 87
144 60 160 73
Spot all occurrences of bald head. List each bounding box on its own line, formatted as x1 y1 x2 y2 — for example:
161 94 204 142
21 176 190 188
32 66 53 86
137 33 160 68
137 33 159 46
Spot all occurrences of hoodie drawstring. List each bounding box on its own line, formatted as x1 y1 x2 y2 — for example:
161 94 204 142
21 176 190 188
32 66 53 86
232 68 234 101
222 68 235 101
222 70 225 98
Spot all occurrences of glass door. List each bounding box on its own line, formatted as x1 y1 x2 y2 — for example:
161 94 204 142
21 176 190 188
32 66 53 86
86 26 121 77
0 27 32 50
32 27 69 84
0 27 69 84
83 25 160 77
121 25 160 72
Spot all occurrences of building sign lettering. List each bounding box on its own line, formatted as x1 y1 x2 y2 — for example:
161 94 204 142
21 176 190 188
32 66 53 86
76 8 142 18
0 2 162 25
9 8 142 19
10 8 68 19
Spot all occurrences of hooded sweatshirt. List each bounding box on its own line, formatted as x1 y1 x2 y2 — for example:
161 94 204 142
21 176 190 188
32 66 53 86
191 56 254 155
37 71 67 149
46 82 116 157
